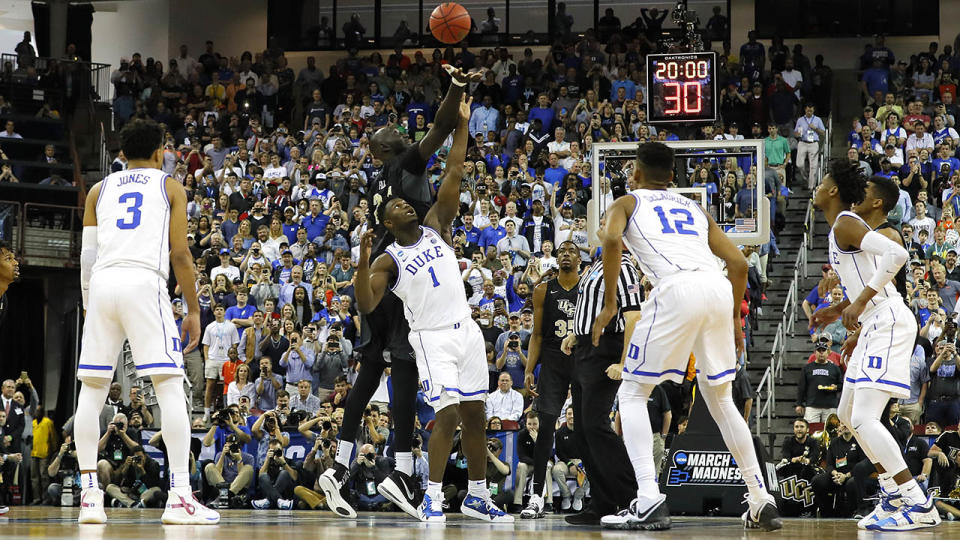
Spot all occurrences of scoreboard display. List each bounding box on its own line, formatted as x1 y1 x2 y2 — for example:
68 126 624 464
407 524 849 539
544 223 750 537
646 51 718 124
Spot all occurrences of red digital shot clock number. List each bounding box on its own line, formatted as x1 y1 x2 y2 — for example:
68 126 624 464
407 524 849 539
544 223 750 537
646 51 718 124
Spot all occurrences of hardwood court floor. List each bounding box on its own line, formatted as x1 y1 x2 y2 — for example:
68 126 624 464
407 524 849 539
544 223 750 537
0 507 955 539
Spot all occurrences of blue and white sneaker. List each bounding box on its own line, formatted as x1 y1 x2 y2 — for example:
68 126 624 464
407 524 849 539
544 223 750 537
866 495 941 531
857 490 902 529
461 494 514 523
417 493 446 522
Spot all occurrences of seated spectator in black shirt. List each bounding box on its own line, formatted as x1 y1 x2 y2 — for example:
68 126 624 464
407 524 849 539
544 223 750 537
97 413 139 487
929 420 960 497
780 418 821 466
646 383 672 476
902 421 933 492
512 411 538 509
252 438 299 510
104 446 165 508
811 424 865 517
552 407 588 513
348 443 393 511
885 402 912 450
485 438 513 511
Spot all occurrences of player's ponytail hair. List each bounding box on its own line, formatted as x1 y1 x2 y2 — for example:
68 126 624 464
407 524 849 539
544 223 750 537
829 158 867 207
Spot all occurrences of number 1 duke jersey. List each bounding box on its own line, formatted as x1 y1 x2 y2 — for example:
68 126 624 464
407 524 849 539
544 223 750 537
622 189 721 284
93 168 171 280
384 226 471 331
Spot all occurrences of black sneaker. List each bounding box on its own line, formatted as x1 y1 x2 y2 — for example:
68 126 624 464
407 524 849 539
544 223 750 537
318 462 356 518
377 470 421 520
565 508 602 526
743 493 783 532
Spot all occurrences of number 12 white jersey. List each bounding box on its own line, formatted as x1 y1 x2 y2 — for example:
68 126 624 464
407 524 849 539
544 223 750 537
92 168 171 280
622 189 721 286
384 226 471 331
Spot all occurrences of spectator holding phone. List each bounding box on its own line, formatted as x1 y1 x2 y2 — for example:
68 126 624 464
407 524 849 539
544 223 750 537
927 338 960 428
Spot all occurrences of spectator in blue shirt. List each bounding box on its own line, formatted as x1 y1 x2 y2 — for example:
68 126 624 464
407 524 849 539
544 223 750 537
735 173 757 217
300 199 330 241
280 332 315 391
610 67 636 104
457 213 482 247
543 153 568 187
861 59 890 103
221 208 240 244
469 95 500 137
480 219 507 256
202 430 255 503
281 208 299 244
225 290 257 339
527 94 555 131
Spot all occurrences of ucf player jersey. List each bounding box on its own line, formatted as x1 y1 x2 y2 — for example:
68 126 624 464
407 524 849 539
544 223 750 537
541 277 578 354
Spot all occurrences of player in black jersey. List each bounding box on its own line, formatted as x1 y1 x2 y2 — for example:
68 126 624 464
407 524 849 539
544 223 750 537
318 64 481 520
521 240 582 519
0 239 18 331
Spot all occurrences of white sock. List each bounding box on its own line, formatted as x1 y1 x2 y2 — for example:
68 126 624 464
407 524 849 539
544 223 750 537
467 479 487 498
427 481 443 501
617 381 662 504
697 380 767 501
153 375 192 495
878 471 899 495
335 440 354 468
75 377 110 471
395 451 413 476
81 472 99 491
203 407 211 417
899 479 927 505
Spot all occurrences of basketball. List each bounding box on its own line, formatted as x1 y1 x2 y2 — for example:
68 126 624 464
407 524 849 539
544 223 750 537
430 2 471 44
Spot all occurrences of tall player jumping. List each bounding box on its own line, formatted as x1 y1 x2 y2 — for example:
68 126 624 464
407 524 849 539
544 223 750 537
521 240 581 518
354 96 512 523
810 162 940 531
592 142 781 531
76 119 218 525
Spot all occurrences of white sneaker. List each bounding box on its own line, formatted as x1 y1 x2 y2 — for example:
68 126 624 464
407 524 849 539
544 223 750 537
251 498 271 510
561 496 571 511
161 492 221 525
866 495 941 531
78 489 107 524
572 490 584 512
0 506 8 515
520 494 544 519
277 498 294 510
857 491 903 529
601 496 671 530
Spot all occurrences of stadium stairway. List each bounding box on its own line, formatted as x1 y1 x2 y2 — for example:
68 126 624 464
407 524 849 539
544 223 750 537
746 184 830 452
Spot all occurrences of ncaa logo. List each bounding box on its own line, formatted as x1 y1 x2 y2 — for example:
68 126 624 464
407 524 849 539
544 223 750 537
674 451 688 467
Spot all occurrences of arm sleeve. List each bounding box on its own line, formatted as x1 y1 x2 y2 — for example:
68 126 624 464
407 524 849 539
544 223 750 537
859 230 909 293
80 226 98 309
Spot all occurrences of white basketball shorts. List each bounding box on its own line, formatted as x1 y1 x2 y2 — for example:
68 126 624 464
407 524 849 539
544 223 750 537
844 298 915 400
78 268 185 380
622 271 737 386
409 317 488 411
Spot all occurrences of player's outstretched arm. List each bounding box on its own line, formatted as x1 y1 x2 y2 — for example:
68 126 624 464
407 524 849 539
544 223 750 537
705 212 748 357
80 182 102 311
354 231 395 314
833 215 908 329
425 96 472 235
167 177 201 352
591 195 637 346
417 65 481 161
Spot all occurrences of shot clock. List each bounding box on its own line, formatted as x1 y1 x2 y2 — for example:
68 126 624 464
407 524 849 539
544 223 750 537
646 51 718 124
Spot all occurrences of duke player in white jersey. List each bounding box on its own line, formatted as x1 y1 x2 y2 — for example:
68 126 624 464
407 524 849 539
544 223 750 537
354 97 511 523
592 142 782 531
76 119 218 525
810 162 940 531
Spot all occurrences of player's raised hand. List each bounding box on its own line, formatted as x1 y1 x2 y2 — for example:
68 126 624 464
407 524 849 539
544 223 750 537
442 63 482 85
360 231 375 264
459 95 473 123
182 311 201 353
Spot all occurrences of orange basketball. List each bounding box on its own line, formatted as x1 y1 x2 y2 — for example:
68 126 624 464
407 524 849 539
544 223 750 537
430 2 471 44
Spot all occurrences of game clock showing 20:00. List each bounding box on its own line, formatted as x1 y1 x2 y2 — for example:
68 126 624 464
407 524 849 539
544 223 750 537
646 52 718 124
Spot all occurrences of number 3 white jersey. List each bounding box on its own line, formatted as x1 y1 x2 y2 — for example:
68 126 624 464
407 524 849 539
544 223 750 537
622 189 721 286
385 226 471 331
92 168 171 280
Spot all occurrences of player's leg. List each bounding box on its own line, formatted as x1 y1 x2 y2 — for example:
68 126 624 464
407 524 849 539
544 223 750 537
524 356 568 518
457 320 512 522
375 359 422 519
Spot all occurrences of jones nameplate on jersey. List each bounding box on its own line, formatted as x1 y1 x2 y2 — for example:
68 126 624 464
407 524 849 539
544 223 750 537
665 450 744 486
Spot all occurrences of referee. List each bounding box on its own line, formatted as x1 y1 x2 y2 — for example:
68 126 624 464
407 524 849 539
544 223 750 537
560 250 643 525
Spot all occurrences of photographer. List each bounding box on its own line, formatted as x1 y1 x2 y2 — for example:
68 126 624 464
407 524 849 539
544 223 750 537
252 439 298 510
254 356 284 411
312 334 349 402
203 433 255 508
122 386 154 428
280 331 315 395
47 436 78 505
495 331 528 390
927 338 960 428
485 438 513 511
298 409 339 444
347 443 393 511
201 405 252 464
104 446 164 508
252 408 291 467
359 406 388 453
96 413 139 486
293 435 339 510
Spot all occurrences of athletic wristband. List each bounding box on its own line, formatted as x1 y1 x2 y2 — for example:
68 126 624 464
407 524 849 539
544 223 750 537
442 64 466 86
450 78 466 87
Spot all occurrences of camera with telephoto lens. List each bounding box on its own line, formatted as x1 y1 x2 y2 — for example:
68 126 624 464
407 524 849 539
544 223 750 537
214 409 232 427
322 420 332 431
321 439 331 449
229 443 240 454
946 315 958 341
363 452 376 462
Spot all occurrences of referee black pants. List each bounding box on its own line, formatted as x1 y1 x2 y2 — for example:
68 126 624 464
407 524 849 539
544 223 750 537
571 333 637 515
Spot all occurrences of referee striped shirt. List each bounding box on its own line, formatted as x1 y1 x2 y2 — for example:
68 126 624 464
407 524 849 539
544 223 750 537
574 254 643 336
